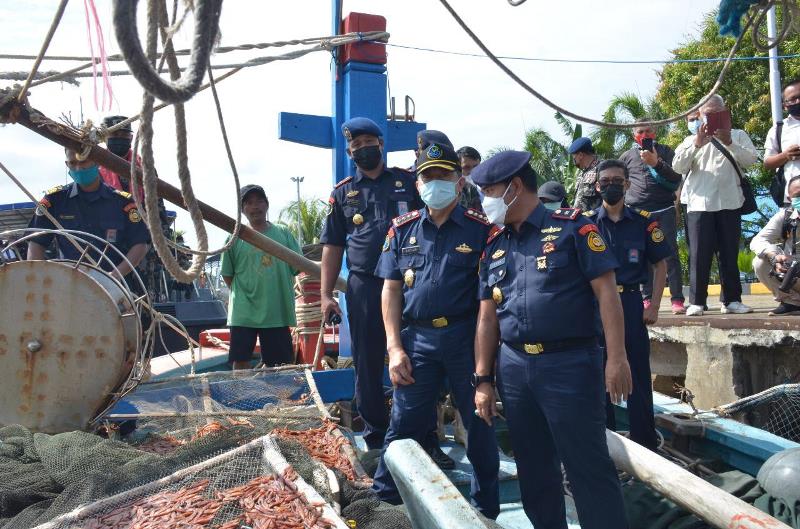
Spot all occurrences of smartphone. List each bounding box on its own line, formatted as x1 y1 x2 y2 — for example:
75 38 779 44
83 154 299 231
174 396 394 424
640 137 654 151
705 109 732 134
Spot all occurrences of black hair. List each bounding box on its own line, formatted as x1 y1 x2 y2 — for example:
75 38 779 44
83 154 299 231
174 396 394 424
457 146 481 161
596 159 629 179
515 164 539 192
788 174 800 188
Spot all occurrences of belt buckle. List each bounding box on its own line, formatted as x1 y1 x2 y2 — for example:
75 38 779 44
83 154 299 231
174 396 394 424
617 285 624 293
432 317 448 328
524 343 543 355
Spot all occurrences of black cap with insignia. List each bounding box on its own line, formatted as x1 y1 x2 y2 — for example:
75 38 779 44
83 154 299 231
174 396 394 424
415 142 460 174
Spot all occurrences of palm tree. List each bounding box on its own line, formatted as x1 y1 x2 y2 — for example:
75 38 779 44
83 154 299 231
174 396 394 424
278 197 328 246
521 112 583 194
592 93 667 158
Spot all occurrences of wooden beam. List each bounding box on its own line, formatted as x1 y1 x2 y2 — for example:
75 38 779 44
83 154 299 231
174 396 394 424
4 103 347 291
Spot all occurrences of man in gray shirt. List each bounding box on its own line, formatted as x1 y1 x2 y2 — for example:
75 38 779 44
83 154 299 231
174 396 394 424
619 120 685 314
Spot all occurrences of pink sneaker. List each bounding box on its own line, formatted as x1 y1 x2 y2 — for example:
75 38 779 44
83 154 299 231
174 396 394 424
672 301 686 314
643 299 652 310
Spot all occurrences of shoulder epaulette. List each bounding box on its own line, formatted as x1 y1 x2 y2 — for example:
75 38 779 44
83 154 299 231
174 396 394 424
634 207 651 218
334 176 353 189
487 224 506 243
551 207 581 220
464 208 490 225
45 184 68 195
582 209 596 217
114 189 133 200
392 209 421 228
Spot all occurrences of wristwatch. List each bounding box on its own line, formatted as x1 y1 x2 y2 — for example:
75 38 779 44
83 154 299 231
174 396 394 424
471 373 494 388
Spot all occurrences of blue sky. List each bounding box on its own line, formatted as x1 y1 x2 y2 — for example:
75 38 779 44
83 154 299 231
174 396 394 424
0 0 721 247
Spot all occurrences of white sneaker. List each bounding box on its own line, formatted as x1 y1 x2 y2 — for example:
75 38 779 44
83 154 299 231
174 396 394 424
686 304 704 316
721 301 753 314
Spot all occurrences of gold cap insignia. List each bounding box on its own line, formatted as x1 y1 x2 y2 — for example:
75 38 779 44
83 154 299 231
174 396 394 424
343 127 352 141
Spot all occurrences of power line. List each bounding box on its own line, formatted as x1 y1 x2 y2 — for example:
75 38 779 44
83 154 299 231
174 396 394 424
384 42 800 65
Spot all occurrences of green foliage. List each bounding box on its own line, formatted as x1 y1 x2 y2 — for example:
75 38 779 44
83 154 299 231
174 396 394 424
738 249 756 274
277 197 328 244
591 93 668 158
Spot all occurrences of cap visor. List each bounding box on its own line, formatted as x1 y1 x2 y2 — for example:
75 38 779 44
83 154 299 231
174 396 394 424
416 160 459 174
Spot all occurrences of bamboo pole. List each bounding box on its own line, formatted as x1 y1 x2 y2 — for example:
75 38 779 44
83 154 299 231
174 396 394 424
606 430 791 529
2 103 347 291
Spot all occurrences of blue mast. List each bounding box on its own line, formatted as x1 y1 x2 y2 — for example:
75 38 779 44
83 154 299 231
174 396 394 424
278 5 425 357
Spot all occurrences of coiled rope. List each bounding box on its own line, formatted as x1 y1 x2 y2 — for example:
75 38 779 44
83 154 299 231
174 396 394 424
112 0 222 104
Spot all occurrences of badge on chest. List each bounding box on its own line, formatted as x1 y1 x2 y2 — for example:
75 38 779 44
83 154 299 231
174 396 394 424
628 248 640 263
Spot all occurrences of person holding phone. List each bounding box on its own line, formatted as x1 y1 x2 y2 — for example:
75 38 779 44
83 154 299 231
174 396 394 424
764 79 800 205
673 94 758 316
619 119 685 314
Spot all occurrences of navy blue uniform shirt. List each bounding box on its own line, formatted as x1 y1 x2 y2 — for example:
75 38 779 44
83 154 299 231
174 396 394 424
375 205 492 321
479 204 619 343
29 182 151 266
320 167 423 275
586 206 671 285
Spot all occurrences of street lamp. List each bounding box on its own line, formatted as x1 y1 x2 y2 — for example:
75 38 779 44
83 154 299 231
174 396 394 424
290 176 304 247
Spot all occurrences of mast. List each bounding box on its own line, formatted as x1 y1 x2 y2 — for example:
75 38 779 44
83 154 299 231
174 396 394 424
767 5 783 125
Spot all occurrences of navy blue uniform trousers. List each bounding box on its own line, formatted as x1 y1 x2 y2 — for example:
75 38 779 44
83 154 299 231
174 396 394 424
497 343 627 529
605 290 658 450
372 320 500 519
345 272 389 449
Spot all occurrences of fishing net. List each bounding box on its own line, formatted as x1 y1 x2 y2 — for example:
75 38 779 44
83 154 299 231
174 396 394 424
715 383 800 443
0 366 378 529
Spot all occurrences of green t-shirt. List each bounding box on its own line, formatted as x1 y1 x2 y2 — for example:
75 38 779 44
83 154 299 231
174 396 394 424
220 223 301 328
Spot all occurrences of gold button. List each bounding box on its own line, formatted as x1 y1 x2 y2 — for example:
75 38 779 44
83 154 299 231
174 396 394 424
352 213 364 225
404 268 415 287
432 317 448 328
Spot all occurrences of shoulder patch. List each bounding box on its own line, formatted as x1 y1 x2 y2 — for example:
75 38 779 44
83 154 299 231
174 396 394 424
635 208 651 218
646 220 660 233
487 224 506 244
334 176 354 189
552 207 582 220
392 209 421 228
464 208 490 225
578 223 599 236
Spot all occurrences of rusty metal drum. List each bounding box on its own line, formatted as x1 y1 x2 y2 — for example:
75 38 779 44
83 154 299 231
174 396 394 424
0 260 139 432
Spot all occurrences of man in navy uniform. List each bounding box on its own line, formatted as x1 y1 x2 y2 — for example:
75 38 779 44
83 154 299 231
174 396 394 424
472 151 632 529
27 147 150 276
320 117 423 450
371 142 500 518
585 159 669 450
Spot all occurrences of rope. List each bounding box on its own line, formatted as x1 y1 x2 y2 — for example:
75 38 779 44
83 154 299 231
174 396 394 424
112 0 222 104
16 0 70 103
437 0 755 129
135 0 208 283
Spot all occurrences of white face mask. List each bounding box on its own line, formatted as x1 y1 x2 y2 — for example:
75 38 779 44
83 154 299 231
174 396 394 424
481 182 518 225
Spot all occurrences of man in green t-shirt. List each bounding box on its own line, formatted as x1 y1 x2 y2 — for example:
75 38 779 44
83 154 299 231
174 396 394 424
221 185 302 369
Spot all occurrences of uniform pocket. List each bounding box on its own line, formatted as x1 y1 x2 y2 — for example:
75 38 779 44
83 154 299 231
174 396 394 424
538 251 571 292
448 251 480 269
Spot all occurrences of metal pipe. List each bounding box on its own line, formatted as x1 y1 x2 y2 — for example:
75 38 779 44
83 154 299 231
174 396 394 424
767 5 783 125
4 103 346 291
606 430 791 529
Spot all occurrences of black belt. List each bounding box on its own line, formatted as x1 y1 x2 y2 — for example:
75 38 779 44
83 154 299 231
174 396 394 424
506 337 597 355
406 312 475 329
617 283 640 293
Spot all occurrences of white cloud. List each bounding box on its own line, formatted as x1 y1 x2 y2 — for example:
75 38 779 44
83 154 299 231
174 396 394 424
2 0 720 248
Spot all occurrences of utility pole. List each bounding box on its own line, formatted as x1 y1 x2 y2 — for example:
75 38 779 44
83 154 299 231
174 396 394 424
290 176 304 247
767 5 783 125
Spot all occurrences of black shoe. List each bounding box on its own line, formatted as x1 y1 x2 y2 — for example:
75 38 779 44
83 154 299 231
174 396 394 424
427 445 456 470
769 302 800 315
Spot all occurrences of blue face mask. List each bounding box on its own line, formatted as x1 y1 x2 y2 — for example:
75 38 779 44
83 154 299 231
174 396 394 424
543 201 561 211
420 178 459 210
68 165 100 186
792 197 800 211
687 119 700 135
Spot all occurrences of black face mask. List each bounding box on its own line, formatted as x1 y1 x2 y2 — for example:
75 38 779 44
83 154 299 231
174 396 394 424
352 145 383 171
599 183 625 206
788 103 800 119
107 137 132 157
